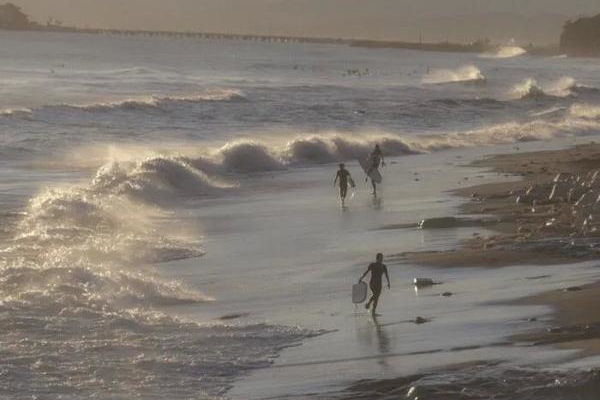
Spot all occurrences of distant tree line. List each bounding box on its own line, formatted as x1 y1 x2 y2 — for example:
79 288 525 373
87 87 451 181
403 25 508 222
0 3 38 30
560 14 600 57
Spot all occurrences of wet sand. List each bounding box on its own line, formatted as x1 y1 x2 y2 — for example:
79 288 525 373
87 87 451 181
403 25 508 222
515 282 600 354
410 143 600 353
340 144 600 399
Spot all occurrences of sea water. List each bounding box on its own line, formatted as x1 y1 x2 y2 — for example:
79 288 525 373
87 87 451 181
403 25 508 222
2 31 600 399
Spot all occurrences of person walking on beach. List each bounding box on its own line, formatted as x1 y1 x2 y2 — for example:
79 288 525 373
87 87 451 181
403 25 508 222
359 253 390 315
366 144 385 196
333 163 355 205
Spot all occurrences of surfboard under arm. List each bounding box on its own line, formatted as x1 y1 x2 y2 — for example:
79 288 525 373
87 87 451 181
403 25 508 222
359 158 382 184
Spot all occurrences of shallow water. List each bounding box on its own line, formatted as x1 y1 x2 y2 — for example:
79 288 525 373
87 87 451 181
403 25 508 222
2 31 600 399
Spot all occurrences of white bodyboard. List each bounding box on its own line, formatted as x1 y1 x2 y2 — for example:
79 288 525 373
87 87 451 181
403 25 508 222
359 157 382 184
352 281 368 304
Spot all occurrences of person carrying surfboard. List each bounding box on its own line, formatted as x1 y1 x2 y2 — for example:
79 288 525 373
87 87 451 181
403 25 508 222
358 253 390 315
333 163 355 205
366 144 385 196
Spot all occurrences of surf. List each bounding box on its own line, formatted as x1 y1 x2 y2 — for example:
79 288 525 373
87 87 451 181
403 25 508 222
0 149 321 400
0 89 246 117
422 65 486 85
511 76 588 100
480 45 527 59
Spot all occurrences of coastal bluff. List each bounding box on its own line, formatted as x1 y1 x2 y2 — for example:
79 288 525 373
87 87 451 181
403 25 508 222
560 14 600 57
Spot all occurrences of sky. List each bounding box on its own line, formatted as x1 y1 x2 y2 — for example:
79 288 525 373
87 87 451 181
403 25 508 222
11 0 600 44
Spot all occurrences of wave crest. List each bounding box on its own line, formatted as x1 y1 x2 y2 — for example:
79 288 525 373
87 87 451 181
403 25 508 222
93 155 235 201
422 65 485 85
283 134 418 165
218 141 285 172
1 89 246 117
481 45 527 59
512 77 583 100
570 104 600 119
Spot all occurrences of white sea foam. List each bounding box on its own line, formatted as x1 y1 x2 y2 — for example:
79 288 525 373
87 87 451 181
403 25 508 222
0 107 32 116
511 78 545 99
67 101 600 179
480 45 527 59
0 255 317 398
92 155 236 202
511 76 580 100
68 89 246 111
422 65 485 84
0 143 321 398
545 76 578 97
0 89 246 117
570 104 600 119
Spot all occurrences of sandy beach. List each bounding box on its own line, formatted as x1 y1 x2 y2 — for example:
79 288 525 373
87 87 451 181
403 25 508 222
429 144 600 357
338 143 600 399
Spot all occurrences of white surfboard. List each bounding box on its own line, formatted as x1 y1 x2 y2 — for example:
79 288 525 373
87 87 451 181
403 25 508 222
359 157 382 184
352 281 368 304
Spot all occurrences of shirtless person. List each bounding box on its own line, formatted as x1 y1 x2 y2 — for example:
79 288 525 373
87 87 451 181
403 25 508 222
359 253 390 314
333 163 355 205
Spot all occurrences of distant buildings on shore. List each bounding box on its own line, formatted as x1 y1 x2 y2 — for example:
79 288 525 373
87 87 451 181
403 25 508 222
560 14 600 57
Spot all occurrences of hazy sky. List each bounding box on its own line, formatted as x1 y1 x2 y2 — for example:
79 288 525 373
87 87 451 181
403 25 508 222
12 0 600 44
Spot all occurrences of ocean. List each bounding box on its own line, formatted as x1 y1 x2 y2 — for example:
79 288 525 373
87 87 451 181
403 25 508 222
2 31 600 399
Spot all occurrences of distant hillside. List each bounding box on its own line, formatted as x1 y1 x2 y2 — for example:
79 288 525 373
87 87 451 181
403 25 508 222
0 2 34 29
414 12 568 45
560 14 600 56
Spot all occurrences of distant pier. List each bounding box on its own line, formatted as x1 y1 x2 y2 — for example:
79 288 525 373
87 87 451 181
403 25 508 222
39 26 352 46
3 25 559 56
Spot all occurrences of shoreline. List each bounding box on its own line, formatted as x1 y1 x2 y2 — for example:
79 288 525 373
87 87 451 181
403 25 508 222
341 143 600 399
408 143 600 353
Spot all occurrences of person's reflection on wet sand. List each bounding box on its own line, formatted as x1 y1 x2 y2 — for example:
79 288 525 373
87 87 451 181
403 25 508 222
371 314 391 356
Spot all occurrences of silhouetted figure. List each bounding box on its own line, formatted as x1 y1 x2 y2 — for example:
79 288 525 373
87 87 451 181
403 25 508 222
359 253 390 315
366 144 385 196
333 163 355 205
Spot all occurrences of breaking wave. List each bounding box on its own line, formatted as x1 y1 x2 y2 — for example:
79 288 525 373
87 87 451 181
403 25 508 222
422 65 485 85
92 155 236 202
0 89 246 117
0 136 322 399
0 107 33 116
77 103 600 184
570 104 600 119
512 78 547 99
481 45 527 59
511 77 594 100
66 89 246 111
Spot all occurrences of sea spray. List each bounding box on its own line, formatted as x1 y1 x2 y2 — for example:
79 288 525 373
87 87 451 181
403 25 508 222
422 65 485 85
511 77 581 100
0 89 246 116
0 147 321 399
60 109 600 181
512 78 546 99
481 45 527 59
570 104 600 119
